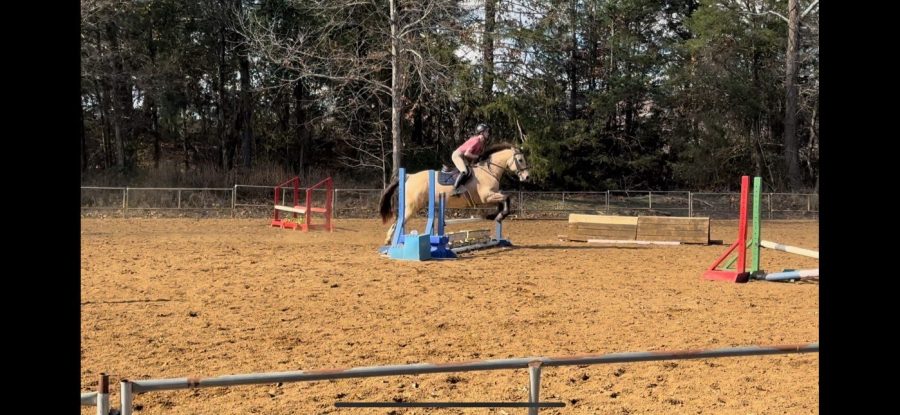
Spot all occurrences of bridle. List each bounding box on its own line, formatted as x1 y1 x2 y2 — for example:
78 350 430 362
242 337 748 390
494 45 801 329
477 147 529 184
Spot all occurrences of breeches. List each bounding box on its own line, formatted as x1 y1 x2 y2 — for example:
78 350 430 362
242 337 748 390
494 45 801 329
451 151 468 174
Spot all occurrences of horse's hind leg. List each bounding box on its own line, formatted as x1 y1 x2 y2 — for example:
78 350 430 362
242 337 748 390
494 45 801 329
383 202 418 246
384 222 396 246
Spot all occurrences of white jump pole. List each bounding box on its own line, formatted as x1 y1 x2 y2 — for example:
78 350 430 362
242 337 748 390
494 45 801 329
760 240 819 259
586 239 681 246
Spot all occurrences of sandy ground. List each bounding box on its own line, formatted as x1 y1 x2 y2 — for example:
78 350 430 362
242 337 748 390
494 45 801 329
81 218 818 414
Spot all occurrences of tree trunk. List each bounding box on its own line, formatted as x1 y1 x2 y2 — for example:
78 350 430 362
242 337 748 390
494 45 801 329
114 115 125 169
151 101 161 169
106 22 128 169
587 1 597 94
389 0 402 182
114 66 133 167
567 0 578 120
94 80 113 169
267 90 283 169
183 111 190 171
147 16 161 169
81 104 87 172
624 101 634 137
93 29 112 169
200 104 210 160
239 57 253 169
276 89 289 167
783 0 802 189
278 90 289 133
236 0 253 169
412 104 424 146
227 103 238 171
294 80 309 173
751 50 763 178
217 3 230 171
482 0 496 100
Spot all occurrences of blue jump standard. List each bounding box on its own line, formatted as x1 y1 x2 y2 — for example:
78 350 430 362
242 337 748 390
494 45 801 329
378 168 510 261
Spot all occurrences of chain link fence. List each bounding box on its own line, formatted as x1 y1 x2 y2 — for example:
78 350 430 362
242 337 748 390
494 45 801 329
81 186 819 220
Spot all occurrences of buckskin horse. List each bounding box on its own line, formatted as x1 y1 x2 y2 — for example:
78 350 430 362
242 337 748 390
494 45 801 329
378 143 530 245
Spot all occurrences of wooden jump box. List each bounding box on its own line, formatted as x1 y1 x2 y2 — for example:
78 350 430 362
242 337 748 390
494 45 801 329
566 213 711 244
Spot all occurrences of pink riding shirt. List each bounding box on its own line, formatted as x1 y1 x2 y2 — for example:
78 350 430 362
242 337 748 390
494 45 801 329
456 134 486 159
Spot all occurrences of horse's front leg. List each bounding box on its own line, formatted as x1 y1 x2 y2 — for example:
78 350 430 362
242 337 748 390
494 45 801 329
484 192 510 222
496 196 511 222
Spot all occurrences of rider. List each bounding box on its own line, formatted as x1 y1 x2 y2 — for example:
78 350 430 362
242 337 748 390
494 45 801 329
451 123 490 193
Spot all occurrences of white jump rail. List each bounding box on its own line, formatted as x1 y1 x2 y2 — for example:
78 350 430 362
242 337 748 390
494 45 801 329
586 239 681 246
444 216 484 225
760 240 819 259
273 205 307 214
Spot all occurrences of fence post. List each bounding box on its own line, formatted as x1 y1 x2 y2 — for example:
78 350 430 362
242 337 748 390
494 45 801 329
177 189 182 210
332 189 339 219
561 192 566 211
123 187 128 218
528 361 542 415
605 190 610 214
688 192 693 217
232 185 237 218
767 193 772 220
120 380 133 415
97 373 110 415
648 191 653 210
519 191 525 218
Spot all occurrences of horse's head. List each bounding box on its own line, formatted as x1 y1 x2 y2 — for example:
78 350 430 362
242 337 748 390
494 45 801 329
480 143 530 182
506 146 530 182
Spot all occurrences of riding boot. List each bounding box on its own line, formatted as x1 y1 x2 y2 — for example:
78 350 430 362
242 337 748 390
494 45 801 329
452 171 469 194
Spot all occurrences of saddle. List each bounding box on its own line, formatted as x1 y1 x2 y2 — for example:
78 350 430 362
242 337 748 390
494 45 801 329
438 165 460 186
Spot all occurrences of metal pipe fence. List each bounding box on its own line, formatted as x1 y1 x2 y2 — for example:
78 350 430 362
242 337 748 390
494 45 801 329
80 373 110 415
117 343 818 415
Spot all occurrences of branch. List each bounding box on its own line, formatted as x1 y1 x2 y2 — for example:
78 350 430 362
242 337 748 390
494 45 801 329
235 9 393 95
767 10 788 23
400 2 436 35
802 0 820 19
740 0 817 24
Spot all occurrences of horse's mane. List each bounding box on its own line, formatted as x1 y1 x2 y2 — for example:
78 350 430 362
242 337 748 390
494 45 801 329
475 142 517 163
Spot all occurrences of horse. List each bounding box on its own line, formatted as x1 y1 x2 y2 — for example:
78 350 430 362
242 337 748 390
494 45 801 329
378 143 530 246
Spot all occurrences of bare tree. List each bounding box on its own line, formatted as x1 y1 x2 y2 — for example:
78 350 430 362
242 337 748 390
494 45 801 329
797 4 819 192
238 0 461 183
783 0 801 189
741 0 819 190
482 0 496 100
783 0 819 190
81 0 137 171
235 0 255 169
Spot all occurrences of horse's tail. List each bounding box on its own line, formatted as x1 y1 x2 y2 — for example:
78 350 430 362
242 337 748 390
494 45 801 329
379 180 400 224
